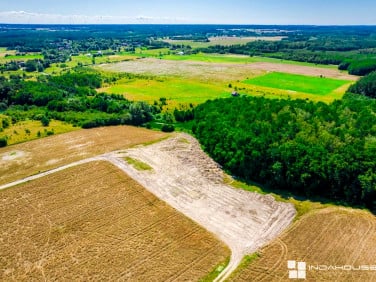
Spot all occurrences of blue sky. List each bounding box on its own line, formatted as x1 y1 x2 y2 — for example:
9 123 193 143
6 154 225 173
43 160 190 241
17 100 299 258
0 0 375 25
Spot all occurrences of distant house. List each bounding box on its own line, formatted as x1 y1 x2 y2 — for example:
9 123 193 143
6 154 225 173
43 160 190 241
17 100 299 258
231 91 240 97
177 51 185 55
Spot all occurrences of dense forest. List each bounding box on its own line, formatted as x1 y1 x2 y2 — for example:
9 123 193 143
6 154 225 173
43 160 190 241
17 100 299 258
192 88 376 212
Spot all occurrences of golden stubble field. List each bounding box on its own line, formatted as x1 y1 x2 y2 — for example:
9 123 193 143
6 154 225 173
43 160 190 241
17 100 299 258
229 207 376 282
0 161 230 281
0 126 167 185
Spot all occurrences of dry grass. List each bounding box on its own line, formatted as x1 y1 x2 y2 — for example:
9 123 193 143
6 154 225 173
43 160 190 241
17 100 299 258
0 161 230 281
0 126 167 185
0 119 78 145
229 207 376 282
124 156 153 171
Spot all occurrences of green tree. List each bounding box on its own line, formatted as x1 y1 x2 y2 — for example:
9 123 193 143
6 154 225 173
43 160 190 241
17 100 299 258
41 116 50 127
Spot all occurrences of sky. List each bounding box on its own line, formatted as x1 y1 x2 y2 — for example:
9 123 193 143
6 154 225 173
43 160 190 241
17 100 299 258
0 0 375 25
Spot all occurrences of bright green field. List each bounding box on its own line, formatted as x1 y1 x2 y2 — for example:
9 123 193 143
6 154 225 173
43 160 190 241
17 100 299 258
101 77 230 106
244 72 350 95
0 119 78 145
0 53 43 64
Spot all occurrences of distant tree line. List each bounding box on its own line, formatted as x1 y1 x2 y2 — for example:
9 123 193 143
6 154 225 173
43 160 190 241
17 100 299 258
198 32 376 75
348 71 376 98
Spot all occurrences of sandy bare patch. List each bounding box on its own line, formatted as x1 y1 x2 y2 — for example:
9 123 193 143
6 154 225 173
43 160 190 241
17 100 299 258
0 150 31 171
106 133 296 281
1 150 27 161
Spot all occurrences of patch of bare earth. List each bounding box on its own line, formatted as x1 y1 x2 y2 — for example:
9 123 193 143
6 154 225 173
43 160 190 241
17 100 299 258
229 207 376 282
107 133 296 281
0 161 230 281
0 126 167 185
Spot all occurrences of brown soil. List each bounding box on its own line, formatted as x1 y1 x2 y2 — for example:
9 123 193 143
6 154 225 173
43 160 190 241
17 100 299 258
0 161 230 281
229 207 376 282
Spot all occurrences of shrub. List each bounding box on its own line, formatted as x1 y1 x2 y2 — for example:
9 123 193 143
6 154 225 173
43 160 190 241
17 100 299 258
41 116 50 127
161 124 175 132
0 137 7 147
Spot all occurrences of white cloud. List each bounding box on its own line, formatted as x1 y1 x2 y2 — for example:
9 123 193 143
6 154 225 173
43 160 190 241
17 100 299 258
0 11 190 24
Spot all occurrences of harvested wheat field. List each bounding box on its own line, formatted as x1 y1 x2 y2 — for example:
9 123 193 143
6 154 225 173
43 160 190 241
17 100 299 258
0 126 167 185
0 161 230 281
229 207 376 282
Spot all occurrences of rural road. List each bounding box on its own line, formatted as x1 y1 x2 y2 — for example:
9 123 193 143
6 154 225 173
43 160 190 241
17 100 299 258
0 134 296 281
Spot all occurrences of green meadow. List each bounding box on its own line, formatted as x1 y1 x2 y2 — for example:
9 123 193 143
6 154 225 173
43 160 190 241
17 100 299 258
244 72 350 95
0 53 43 64
101 77 230 107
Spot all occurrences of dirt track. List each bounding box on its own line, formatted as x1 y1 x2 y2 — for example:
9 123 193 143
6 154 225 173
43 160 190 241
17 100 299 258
1 133 296 281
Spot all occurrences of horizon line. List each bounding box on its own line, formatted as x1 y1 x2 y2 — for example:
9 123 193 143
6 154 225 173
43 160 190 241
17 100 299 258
1 23 376 27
